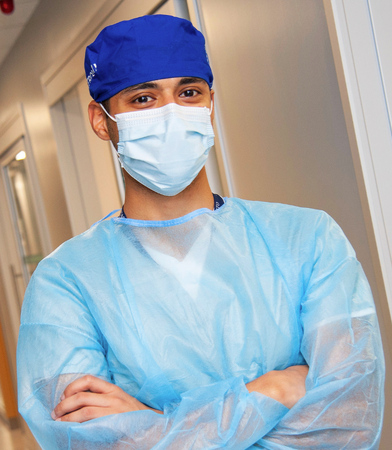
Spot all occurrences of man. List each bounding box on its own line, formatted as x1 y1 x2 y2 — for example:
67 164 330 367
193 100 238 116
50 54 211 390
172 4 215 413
17 15 384 450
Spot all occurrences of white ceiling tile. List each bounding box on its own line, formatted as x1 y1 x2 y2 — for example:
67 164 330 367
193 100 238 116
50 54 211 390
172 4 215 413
0 0 40 68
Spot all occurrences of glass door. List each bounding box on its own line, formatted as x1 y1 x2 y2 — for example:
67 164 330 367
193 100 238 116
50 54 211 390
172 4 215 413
1 138 44 306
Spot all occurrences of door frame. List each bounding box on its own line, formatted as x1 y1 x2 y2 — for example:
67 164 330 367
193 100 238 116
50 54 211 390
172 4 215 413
324 0 392 321
0 104 52 380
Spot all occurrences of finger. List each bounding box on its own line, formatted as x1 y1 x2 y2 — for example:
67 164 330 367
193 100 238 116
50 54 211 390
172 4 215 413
52 392 111 419
62 375 114 400
57 406 116 423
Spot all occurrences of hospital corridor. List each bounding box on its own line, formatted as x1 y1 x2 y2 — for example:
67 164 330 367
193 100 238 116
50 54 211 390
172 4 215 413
0 0 392 448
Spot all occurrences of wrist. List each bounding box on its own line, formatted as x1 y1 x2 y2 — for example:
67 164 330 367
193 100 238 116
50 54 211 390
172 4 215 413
141 403 163 415
246 371 285 403
246 365 308 409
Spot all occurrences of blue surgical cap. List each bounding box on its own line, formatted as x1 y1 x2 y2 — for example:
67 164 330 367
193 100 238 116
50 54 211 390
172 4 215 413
85 15 214 103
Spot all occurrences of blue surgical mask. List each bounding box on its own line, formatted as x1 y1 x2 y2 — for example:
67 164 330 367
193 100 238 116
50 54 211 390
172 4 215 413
101 102 215 196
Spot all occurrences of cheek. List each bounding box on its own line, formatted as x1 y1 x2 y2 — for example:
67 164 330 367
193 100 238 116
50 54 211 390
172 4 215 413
107 122 119 148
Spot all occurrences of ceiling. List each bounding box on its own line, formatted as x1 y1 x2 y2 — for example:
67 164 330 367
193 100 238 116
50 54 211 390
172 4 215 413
0 0 40 67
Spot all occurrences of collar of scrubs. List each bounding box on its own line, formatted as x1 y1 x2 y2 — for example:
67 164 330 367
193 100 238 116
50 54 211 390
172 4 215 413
143 219 212 299
118 193 225 219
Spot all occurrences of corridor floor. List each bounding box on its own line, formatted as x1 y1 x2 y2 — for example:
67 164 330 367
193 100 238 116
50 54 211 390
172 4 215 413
0 420 37 450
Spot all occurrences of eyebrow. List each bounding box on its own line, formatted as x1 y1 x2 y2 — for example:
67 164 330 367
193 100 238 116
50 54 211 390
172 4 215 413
122 82 159 93
121 77 208 95
176 77 207 87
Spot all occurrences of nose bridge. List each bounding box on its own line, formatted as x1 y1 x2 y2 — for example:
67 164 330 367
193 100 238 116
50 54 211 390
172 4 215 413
159 89 177 107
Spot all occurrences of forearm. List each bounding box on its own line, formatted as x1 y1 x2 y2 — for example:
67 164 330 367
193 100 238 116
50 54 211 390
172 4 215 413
256 315 384 449
49 364 307 449
22 375 288 450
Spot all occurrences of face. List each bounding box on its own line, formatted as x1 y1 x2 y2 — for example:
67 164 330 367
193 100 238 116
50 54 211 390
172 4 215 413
89 77 214 147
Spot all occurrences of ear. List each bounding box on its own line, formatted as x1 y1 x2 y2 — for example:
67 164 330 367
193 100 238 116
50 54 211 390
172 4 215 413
88 100 111 141
210 90 215 126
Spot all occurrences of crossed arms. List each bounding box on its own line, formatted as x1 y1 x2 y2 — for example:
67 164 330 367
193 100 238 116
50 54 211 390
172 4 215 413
51 365 308 422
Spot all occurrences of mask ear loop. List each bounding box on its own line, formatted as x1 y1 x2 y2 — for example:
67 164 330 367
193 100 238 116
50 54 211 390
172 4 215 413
100 104 119 162
109 136 123 168
100 103 117 122
208 99 214 116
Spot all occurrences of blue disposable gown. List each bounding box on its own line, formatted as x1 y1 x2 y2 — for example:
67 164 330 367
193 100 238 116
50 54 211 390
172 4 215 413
17 198 384 449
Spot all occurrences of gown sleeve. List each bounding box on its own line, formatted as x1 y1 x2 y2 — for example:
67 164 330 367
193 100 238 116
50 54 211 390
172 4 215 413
17 258 288 450
257 212 385 449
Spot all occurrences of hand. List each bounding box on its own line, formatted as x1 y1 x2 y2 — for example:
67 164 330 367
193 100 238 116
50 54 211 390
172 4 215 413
246 365 308 409
51 375 162 423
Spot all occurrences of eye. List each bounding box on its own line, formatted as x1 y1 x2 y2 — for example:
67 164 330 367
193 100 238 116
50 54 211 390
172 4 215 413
134 95 153 104
180 89 199 98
